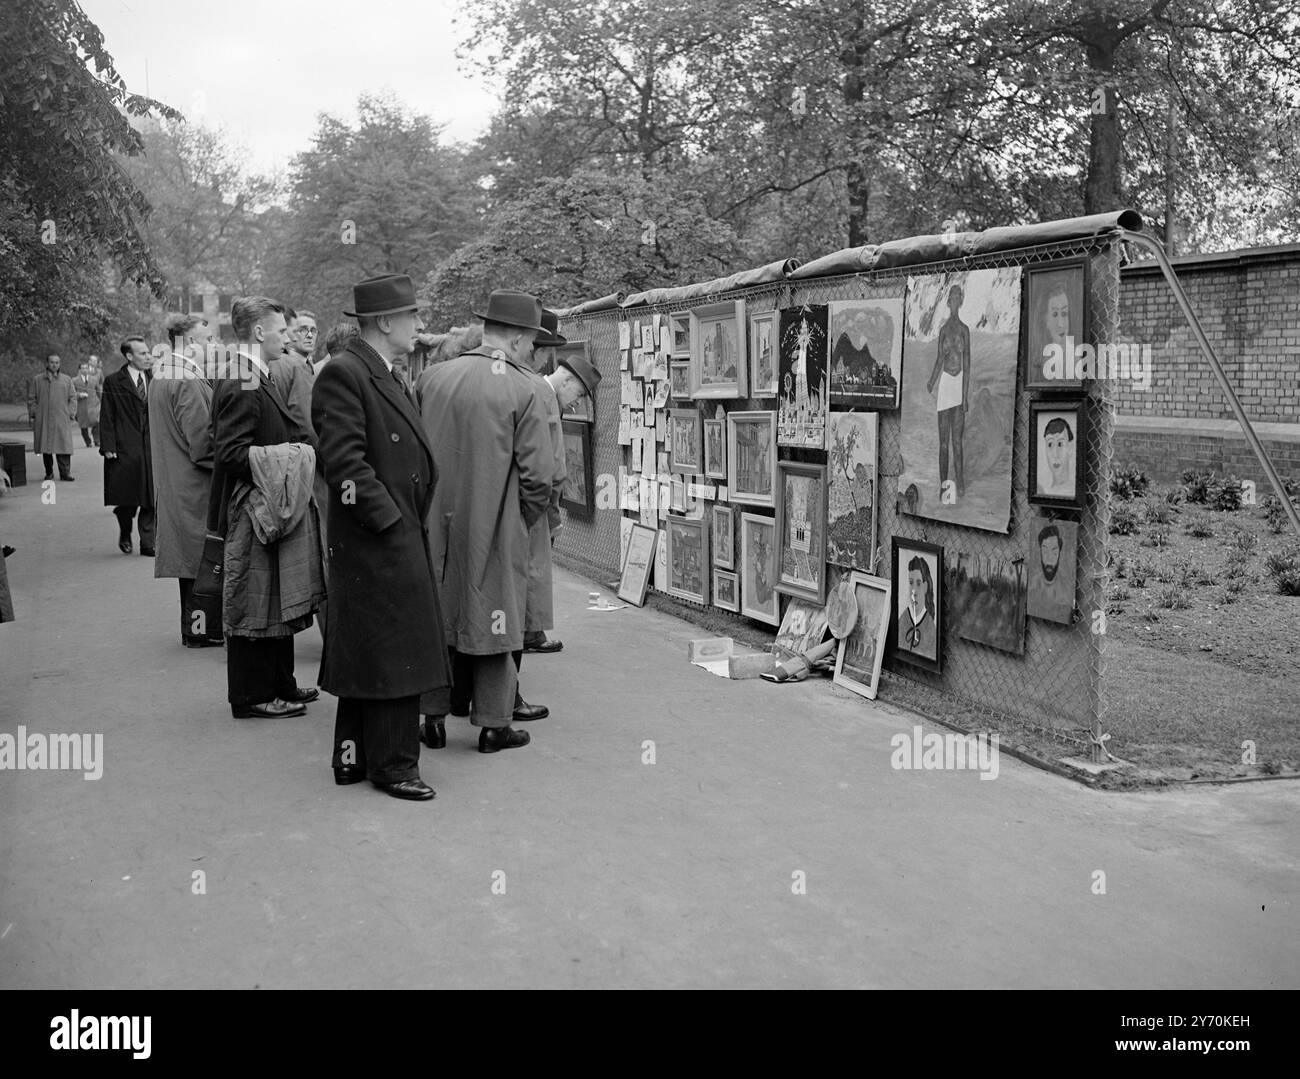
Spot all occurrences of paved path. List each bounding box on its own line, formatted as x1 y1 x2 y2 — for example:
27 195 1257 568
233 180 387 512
0 433 1296 988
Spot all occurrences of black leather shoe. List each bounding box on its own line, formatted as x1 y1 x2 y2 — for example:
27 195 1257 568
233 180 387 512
334 766 366 785
523 638 563 653
232 698 307 719
374 778 435 800
140 546 155 556
59 475 75 482
44 473 54 481
512 701 549 722
421 718 446 749
478 726 530 753
182 637 223 649
118 538 132 554
283 687 320 703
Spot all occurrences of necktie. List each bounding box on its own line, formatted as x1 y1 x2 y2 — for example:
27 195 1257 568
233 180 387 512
135 373 146 402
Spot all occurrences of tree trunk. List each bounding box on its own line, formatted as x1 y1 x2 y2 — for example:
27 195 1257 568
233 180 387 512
1083 33 1124 213
842 1 870 246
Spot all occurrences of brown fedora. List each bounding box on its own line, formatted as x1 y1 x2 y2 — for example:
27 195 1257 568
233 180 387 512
473 290 545 335
343 274 420 318
558 351 601 398
535 308 568 348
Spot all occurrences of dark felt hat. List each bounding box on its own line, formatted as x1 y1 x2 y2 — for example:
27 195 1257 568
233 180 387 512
343 274 420 318
558 351 601 398
473 290 545 334
535 308 568 348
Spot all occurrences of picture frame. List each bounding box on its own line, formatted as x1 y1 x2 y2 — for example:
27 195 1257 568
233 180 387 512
775 460 828 604
669 360 691 400
669 313 691 359
1028 396 1086 509
725 410 777 508
703 417 726 480
555 340 595 422
776 303 829 448
1023 257 1090 391
668 408 703 474
889 536 944 674
748 308 778 396
827 411 878 572
617 523 658 606
689 299 747 400
712 569 739 612
833 572 892 700
560 418 595 515
827 294 904 409
773 597 830 659
711 504 735 569
739 511 780 626
663 514 709 604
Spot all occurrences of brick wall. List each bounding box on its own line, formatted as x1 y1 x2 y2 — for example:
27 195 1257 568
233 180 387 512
1113 430 1300 485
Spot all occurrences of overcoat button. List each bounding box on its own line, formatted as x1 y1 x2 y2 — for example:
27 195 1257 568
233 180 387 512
391 433 400 442
411 473 420 484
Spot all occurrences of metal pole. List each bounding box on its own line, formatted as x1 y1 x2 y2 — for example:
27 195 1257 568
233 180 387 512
1117 227 1300 541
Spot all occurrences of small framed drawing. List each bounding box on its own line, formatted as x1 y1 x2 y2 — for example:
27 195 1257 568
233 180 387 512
712 504 734 569
1024 258 1090 390
833 572 892 700
618 523 658 606
739 511 780 626
1029 396 1086 509
703 416 726 479
668 408 703 474
669 361 691 399
713 568 739 612
663 514 709 604
775 460 828 604
669 313 691 359
726 410 777 508
748 308 778 396
889 536 943 674
560 418 595 515
555 340 595 422
690 299 747 399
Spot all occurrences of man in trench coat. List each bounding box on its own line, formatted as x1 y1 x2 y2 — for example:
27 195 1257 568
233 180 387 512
416 290 551 754
101 337 156 554
27 354 78 481
313 274 448 801
150 313 222 647
74 360 102 447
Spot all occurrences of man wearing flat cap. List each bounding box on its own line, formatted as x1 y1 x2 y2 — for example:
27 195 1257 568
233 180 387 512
416 289 551 753
312 273 449 801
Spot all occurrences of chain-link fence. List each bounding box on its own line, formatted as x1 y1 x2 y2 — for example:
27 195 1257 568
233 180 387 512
554 237 1121 748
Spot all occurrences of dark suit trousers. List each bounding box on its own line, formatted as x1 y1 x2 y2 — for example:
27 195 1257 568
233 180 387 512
226 635 297 710
42 453 72 479
114 505 156 546
332 695 420 784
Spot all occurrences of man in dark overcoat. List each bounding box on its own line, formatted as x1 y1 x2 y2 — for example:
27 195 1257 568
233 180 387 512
416 290 551 754
100 337 156 554
312 274 448 801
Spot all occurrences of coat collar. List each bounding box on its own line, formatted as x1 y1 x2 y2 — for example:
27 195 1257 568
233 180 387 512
458 345 536 377
343 338 432 464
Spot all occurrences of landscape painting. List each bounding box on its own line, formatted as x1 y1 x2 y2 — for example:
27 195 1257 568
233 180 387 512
833 572 892 700
897 267 1022 533
827 293 904 408
949 550 1027 655
827 411 878 572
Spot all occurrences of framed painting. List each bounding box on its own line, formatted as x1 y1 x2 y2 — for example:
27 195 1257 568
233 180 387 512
690 299 747 399
827 411 878 572
897 267 1022 533
1027 516 1078 624
775 460 828 604
776 303 829 448
1029 396 1086 509
725 410 777 508
833 572 892 700
889 537 943 674
670 360 691 399
748 308 778 396
774 597 830 659
711 504 734 569
617 523 658 606
1024 258 1090 390
739 511 780 626
663 514 709 604
950 550 1026 655
555 340 595 422
668 408 703 474
712 568 739 612
560 418 594 515
669 313 691 359
703 416 726 480
828 293 904 409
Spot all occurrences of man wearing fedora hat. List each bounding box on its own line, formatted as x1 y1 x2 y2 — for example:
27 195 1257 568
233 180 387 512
311 274 450 800
415 289 552 753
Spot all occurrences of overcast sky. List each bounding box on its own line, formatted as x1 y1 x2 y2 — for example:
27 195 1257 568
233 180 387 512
83 0 501 172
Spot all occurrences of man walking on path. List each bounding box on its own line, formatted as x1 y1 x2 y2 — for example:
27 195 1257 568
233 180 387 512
100 337 156 552
74 360 101 448
27 354 78 482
